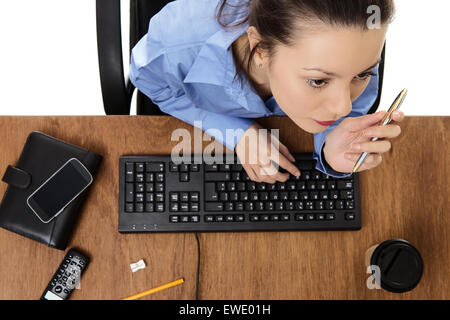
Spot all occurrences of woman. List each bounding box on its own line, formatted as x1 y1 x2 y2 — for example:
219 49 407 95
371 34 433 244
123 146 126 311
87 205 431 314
130 0 405 183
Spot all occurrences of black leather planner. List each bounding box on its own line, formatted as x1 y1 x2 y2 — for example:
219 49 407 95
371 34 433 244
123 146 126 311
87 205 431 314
0 131 102 250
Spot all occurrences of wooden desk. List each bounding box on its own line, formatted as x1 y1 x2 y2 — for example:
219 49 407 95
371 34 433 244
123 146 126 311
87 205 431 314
0 116 448 299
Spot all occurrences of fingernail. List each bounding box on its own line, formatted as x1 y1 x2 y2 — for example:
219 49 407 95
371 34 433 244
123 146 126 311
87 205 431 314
296 170 301 177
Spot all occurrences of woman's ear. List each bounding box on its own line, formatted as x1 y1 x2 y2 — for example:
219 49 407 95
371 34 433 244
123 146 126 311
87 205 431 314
246 26 268 68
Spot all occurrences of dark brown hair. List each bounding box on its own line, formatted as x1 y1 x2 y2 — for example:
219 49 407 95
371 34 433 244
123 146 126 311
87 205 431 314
216 0 396 95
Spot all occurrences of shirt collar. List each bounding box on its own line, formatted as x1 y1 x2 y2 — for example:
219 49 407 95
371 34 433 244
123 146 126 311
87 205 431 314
183 23 247 90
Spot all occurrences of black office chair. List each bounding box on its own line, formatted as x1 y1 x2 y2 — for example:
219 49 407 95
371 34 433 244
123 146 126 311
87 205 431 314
96 0 171 115
96 0 385 116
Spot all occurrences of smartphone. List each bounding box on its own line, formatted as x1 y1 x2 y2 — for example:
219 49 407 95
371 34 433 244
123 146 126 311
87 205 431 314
27 158 93 223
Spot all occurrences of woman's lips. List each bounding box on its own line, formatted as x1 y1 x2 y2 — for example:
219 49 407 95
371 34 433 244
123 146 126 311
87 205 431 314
314 120 336 126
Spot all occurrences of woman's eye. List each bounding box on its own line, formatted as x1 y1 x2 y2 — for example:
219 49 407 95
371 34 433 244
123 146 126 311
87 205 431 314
307 79 328 89
355 71 376 80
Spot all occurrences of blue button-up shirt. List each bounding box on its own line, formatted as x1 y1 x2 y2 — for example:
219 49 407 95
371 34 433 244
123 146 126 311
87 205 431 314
129 0 380 178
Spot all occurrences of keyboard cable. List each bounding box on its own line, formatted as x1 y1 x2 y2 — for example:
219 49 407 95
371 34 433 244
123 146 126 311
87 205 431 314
194 232 200 300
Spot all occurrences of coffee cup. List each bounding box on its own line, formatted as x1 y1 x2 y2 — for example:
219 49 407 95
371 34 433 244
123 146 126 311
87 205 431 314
365 239 423 293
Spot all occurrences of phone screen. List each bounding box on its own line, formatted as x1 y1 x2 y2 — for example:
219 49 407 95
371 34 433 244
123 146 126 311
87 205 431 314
27 159 92 223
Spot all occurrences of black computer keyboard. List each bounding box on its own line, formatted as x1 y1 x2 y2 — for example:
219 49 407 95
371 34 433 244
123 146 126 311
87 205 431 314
118 154 361 233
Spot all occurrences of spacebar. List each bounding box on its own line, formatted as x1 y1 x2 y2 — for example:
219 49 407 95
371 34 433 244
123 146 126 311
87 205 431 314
204 202 223 211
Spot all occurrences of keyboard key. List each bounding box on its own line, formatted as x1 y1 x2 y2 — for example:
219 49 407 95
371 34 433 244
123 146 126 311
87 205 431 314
125 183 134 202
346 200 354 209
136 173 144 183
205 183 219 201
190 192 199 202
170 192 179 202
180 203 189 212
180 192 189 202
170 215 179 223
146 162 164 172
145 203 154 212
235 214 245 222
125 163 134 182
180 215 189 223
205 215 214 222
216 182 226 191
190 203 199 212
170 203 179 212
340 190 353 199
250 214 259 222
345 213 355 220
337 180 353 189
191 215 200 223
205 202 224 211
281 214 290 221
155 203 164 212
326 213 335 220
205 164 218 171
169 162 178 172
136 163 144 172
125 203 133 212
225 215 234 222
136 183 144 193
307 214 315 221
215 215 224 222
265 202 274 211
180 172 189 182
135 203 144 212
135 193 144 202
270 214 280 221
261 215 270 221
205 172 230 181
245 202 254 211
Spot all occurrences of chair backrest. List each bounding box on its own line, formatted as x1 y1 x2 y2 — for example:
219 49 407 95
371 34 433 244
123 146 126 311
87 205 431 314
97 0 384 116
96 0 171 115
130 0 173 115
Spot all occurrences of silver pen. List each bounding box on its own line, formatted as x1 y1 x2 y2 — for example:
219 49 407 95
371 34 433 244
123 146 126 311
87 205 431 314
352 88 408 173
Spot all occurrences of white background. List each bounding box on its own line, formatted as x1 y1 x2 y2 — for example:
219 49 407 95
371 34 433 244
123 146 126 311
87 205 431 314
0 0 449 115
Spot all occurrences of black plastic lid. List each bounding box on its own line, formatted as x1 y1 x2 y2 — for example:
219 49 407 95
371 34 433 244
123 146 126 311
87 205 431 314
370 239 424 293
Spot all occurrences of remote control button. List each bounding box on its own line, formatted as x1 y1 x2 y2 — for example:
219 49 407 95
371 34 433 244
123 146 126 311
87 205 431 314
54 286 62 293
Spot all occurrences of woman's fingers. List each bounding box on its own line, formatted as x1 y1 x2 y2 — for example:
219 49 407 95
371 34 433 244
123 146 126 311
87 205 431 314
363 124 402 139
277 141 296 162
251 160 286 183
350 140 391 153
345 153 383 169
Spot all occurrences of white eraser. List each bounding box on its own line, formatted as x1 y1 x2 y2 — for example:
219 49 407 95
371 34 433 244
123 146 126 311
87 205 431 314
130 259 146 272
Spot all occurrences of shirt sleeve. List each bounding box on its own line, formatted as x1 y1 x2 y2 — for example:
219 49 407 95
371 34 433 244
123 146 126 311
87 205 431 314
129 41 254 152
312 64 381 178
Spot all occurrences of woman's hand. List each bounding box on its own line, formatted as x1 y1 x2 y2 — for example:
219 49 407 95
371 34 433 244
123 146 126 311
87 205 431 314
323 110 406 173
235 122 301 183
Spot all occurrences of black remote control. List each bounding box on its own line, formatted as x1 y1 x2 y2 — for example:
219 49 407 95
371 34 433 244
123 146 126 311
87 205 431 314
40 248 89 300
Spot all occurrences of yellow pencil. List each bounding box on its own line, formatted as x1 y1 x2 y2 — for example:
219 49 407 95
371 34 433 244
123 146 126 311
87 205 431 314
121 278 185 300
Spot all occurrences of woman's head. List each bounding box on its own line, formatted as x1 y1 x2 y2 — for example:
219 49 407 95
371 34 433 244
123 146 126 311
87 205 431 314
217 0 396 133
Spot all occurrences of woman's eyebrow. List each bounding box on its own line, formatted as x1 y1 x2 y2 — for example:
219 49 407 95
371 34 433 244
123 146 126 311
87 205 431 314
303 58 382 77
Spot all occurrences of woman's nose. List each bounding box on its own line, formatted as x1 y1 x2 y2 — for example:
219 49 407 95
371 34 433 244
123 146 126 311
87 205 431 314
330 90 352 118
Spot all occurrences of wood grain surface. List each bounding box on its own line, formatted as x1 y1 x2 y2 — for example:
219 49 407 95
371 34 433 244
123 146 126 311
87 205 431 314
0 116 448 300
